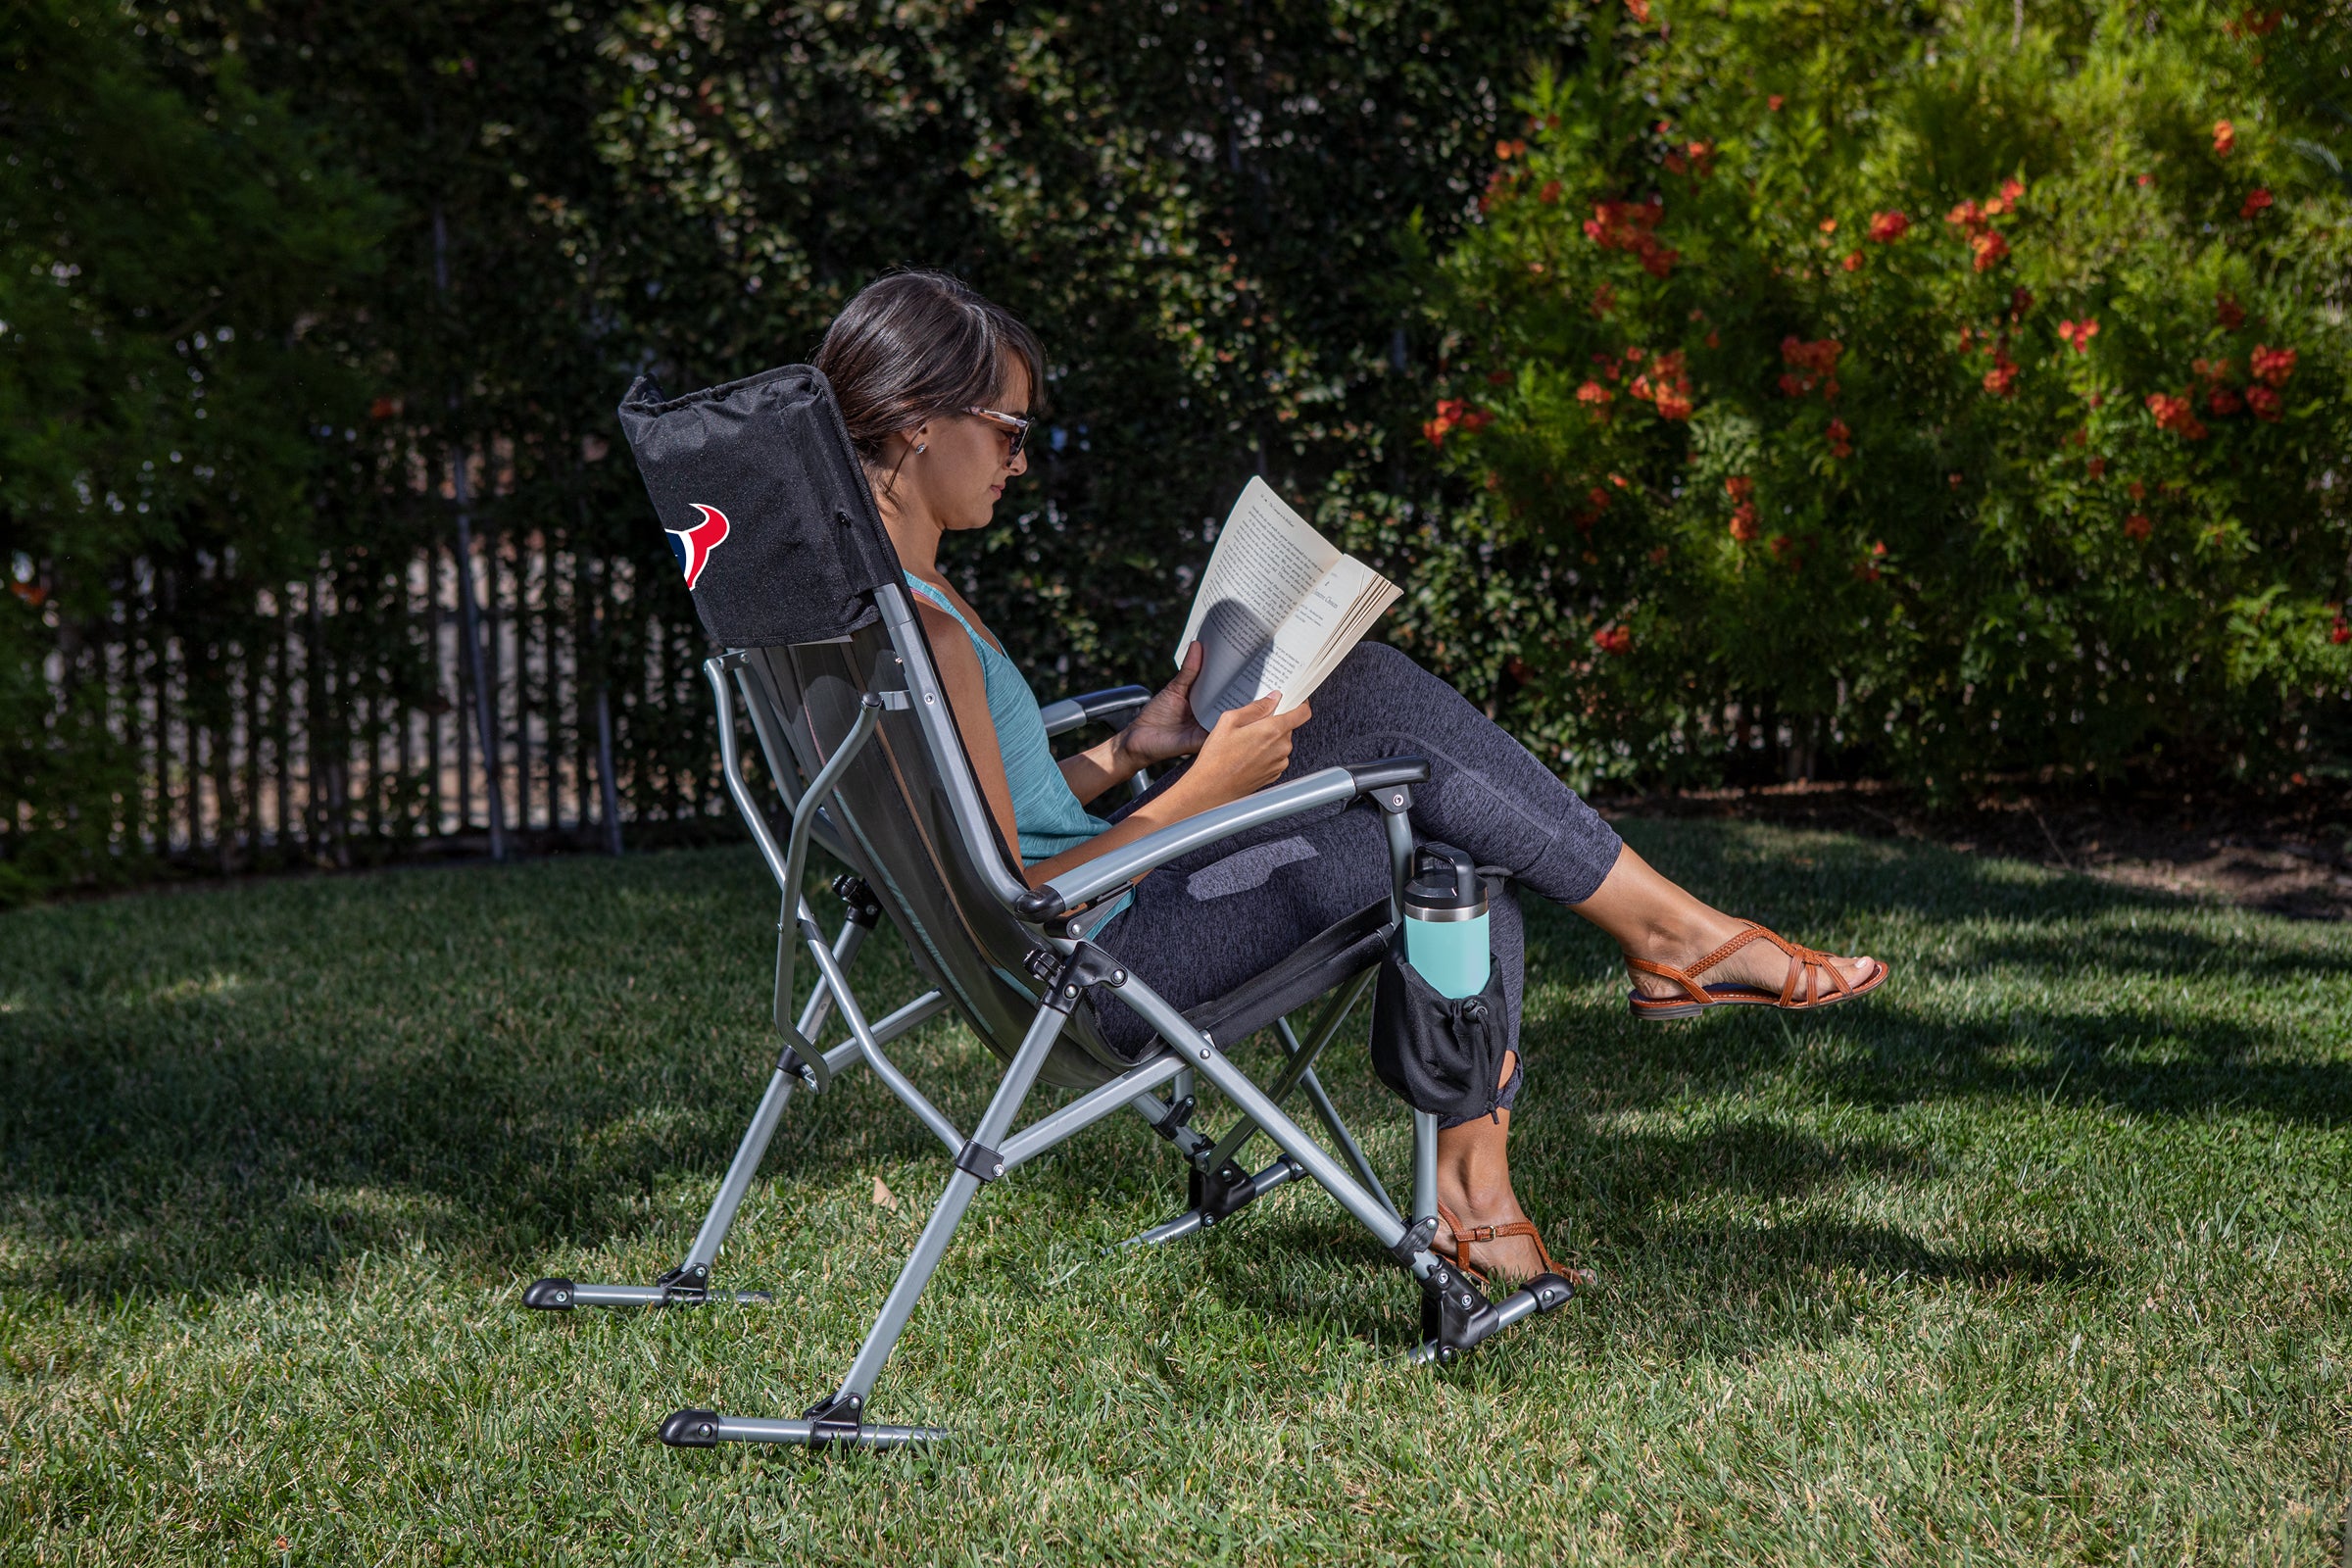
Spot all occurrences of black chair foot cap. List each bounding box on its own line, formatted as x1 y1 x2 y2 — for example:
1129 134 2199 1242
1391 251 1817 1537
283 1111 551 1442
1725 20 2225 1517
521 1277 576 1310
660 1408 722 1447
1528 1272 1578 1313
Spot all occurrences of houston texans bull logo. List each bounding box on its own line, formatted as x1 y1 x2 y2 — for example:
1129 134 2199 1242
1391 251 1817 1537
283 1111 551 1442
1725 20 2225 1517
665 503 731 589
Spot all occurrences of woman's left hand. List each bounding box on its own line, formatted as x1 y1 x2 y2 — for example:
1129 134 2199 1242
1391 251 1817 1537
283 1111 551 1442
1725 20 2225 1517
1116 642 1212 769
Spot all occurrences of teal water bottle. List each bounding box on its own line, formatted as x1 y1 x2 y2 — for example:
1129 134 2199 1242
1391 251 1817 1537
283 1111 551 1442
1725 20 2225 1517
1401 845 1491 1000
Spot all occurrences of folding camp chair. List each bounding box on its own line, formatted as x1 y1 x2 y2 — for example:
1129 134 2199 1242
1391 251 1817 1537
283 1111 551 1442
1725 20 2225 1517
527 364 1581 1449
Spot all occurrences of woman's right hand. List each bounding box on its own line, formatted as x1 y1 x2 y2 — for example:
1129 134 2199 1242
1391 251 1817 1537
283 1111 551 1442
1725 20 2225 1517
1175 693 1313 810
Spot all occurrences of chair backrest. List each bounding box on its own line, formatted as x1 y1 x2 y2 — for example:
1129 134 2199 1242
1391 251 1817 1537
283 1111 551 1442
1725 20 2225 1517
619 361 1144 1091
734 594 1140 1092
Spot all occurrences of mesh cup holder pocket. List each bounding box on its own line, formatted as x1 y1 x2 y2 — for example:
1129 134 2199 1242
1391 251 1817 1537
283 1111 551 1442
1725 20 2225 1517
1368 936 1510 1122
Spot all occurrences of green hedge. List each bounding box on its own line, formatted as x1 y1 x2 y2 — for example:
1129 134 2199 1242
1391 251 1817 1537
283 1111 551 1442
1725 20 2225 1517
1415 0 2352 792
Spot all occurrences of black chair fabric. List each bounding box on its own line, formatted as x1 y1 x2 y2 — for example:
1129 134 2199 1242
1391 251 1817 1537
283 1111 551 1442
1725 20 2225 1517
617 366 902 648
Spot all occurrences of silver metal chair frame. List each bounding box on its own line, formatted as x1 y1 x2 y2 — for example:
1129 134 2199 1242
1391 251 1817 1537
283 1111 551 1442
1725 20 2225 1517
531 582 1580 1448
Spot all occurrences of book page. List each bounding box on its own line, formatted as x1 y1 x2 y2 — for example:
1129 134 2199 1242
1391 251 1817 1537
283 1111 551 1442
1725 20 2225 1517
1175 477 1343 726
1286 557 1402 702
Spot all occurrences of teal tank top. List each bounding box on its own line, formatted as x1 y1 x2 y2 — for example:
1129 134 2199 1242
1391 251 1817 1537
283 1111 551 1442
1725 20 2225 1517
904 576 1132 927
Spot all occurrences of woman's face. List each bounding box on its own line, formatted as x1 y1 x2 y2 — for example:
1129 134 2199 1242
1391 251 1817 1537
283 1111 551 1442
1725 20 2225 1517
905 355 1031 534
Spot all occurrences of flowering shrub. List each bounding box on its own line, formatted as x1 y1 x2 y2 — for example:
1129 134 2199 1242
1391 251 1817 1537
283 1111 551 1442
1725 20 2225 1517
1416 0 2351 789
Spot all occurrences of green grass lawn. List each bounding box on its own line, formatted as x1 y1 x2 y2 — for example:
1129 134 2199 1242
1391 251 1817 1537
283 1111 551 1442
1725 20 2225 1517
3 820 2347 1564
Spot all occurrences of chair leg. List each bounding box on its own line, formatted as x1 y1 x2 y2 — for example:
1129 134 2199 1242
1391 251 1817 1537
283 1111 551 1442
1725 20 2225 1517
1115 973 1583 1366
1123 972 1389 1244
523 908 946 1311
661 970 1078 1447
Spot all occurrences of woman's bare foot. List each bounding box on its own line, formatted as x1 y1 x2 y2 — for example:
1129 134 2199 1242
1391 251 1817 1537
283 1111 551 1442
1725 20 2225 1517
1432 1068 1559 1283
1623 910 1881 1002
1432 1191 1552 1282
1567 844 1879 1004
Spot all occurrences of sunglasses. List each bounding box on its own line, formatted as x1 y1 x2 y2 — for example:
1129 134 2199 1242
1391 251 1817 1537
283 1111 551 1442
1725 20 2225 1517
963 405 1032 460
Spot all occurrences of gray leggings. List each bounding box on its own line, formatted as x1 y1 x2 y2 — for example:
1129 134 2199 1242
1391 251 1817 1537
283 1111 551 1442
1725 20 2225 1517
1092 643 1624 1124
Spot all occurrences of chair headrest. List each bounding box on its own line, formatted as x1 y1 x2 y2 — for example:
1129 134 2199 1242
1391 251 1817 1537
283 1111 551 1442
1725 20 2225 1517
617 364 904 648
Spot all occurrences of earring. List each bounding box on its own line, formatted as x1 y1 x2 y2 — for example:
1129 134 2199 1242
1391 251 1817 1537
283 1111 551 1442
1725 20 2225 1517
915 442 927 454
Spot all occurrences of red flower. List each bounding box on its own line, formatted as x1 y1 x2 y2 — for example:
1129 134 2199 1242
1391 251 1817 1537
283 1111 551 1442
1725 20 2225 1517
1827 417 1852 458
1576 380 1615 411
1767 94 1785 112
1841 250 1864 271
1584 198 1678 277
2086 457 2106 478
2057 318 2101 353
1729 504 1760 541
2250 344 2297 387
2213 120 2236 157
2216 294 2246 329
1819 218 1839 234
368 397 399 420
1495 138 1527 160
2136 172 2154 187
1779 336 1843 401
1970 230 2010 270
1724 475 1755 501
1588 486 1612 510
1983 357 2020 398
2125 514 2153 540
1945 199 1984 227
1592 624 1634 655
2241 187 2273 218
2332 618 2350 645
1589 282 1617 318
2000 177 2026 202
2127 480 2145 501
1623 0 1653 23
2209 385 2244 416
1424 398 1478 446
1539 179 1562 204
1867 210 1910 242
2145 393 2209 440
2246 384 2282 420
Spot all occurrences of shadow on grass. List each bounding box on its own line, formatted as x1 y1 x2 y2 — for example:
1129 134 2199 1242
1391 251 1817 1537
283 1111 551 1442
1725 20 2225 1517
1208 1130 2104 1364
0 825 2340 1316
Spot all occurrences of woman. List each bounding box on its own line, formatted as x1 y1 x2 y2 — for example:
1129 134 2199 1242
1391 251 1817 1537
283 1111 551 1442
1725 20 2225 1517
816 271 1886 1286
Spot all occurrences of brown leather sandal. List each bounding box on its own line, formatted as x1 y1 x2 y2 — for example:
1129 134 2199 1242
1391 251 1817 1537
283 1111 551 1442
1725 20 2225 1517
1435 1201 1597 1291
1627 922 1887 1021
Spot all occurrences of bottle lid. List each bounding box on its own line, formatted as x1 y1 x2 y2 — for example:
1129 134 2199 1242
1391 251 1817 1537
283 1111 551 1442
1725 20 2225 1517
1402 844 1487 920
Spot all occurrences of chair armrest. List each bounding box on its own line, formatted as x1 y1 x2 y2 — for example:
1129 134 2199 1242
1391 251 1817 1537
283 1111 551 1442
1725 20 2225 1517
1013 757 1430 920
1038 684 1152 738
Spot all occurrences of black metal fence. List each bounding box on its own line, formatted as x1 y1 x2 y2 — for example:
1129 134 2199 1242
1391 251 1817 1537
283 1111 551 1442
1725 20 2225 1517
15 518 737 880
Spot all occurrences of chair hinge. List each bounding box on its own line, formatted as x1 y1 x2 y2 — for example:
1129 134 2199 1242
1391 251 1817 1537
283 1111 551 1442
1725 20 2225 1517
652 1262 710 1305
954 1141 1006 1183
1388 1214 1440 1269
777 1033 828 1094
1041 942 1128 1014
832 873 882 927
803 1390 863 1441
1151 1095 1197 1142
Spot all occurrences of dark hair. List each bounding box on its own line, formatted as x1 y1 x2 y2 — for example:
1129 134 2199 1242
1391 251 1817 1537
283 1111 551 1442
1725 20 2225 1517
814 270 1045 466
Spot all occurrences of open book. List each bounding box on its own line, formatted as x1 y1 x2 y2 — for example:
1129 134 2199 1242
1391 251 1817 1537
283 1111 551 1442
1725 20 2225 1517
1173 477 1402 729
